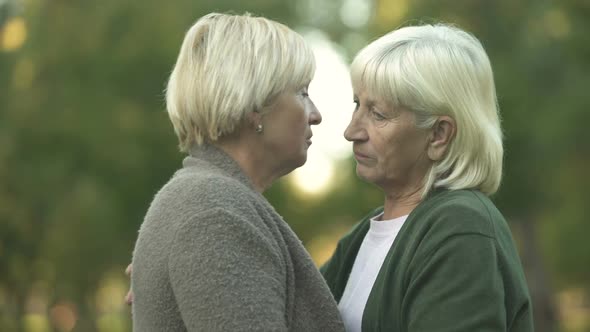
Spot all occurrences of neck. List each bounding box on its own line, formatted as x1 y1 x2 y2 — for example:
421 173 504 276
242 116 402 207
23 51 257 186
381 184 424 220
214 136 277 194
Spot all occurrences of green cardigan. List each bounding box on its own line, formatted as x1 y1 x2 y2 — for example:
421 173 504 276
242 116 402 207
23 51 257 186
321 189 533 332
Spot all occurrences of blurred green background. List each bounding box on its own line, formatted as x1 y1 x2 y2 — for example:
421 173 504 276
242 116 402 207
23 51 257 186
1 0 589 331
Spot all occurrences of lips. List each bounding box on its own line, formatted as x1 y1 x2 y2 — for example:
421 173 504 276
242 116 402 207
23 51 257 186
353 149 370 160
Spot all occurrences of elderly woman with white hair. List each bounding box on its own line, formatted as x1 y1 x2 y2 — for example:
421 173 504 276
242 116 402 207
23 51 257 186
130 13 344 331
321 24 534 331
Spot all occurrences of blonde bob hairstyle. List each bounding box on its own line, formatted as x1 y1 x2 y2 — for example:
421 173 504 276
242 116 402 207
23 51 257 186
350 24 503 197
166 13 315 152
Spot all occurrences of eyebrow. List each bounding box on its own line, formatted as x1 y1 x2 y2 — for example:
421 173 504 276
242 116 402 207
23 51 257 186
352 94 377 105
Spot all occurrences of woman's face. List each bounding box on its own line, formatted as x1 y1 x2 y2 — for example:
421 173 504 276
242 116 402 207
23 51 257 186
344 87 432 194
260 87 321 176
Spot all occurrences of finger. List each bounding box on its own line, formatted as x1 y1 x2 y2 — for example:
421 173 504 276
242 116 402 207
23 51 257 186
125 290 134 306
125 263 133 276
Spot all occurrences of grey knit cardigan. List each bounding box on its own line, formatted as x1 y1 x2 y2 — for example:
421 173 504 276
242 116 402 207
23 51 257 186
131 145 344 331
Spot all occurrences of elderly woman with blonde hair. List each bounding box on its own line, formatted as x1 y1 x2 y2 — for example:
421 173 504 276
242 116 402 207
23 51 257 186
130 13 344 331
321 24 534 331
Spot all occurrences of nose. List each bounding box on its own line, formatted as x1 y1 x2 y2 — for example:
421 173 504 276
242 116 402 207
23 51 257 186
344 111 367 142
309 102 322 125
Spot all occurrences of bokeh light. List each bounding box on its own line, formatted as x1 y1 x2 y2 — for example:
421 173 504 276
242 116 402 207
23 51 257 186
1 16 27 51
49 302 77 332
287 29 353 194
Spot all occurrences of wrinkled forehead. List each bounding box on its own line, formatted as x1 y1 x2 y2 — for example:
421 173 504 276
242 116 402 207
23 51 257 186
350 76 397 111
350 61 401 109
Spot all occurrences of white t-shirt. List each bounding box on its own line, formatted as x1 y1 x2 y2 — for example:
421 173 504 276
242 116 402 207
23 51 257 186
337 212 408 332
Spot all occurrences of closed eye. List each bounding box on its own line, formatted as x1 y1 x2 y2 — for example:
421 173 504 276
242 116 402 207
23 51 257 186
371 109 387 121
300 87 310 98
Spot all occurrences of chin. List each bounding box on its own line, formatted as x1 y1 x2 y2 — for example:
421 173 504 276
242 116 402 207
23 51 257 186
355 166 376 184
288 154 307 171
355 168 367 181
297 155 308 168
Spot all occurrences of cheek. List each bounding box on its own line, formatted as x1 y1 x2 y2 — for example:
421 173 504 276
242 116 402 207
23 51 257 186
379 146 399 173
374 136 411 172
285 119 307 146
294 112 308 133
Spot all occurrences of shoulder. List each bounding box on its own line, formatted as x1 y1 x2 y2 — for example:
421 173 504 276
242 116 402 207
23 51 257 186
401 191 506 279
159 166 259 213
164 167 278 241
414 189 507 239
141 164 267 240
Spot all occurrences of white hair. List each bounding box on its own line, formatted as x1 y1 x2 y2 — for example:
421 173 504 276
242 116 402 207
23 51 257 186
351 24 503 196
166 13 315 151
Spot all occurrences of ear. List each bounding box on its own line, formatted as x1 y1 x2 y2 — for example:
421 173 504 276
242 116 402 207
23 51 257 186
427 116 456 161
247 110 263 130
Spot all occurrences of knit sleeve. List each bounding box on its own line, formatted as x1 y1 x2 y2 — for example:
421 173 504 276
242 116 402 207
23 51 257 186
168 207 288 331
403 233 507 332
